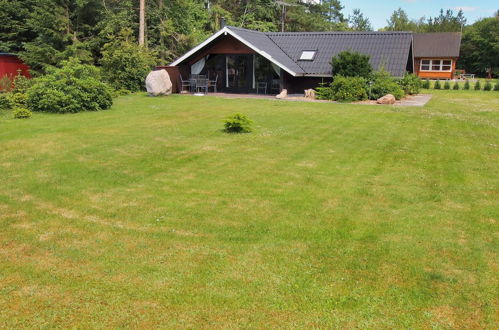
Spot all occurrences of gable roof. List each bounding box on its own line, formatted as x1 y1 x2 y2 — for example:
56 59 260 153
171 26 413 77
413 32 461 58
266 31 413 77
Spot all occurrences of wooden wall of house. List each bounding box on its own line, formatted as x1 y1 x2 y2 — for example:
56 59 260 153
155 66 181 93
414 57 457 79
188 35 256 65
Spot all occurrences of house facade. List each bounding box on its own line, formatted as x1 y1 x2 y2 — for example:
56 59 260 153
170 27 461 94
413 32 461 80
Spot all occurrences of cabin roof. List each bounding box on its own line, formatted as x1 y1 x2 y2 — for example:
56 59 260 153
413 32 461 58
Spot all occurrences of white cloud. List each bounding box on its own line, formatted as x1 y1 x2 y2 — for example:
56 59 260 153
455 6 477 12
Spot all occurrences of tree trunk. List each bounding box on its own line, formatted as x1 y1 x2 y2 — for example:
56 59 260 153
139 0 146 46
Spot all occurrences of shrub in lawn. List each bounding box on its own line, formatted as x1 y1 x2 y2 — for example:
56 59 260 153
11 74 32 95
369 69 404 100
463 80 470 90
7 92 28 108
452 81 460 90
223 113 253 133
434 80 441 89
315 82 334 100
100 30 156 92
483 81 492 91
398 73 421 95
422 78 430 89
444 81 451 89
494 83 499 91
331 75 368 102
330 51 372 79
12 107 32 119
474 80 481 90
27 58 113 114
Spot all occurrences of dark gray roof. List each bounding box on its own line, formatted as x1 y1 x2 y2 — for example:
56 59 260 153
227 27 412 77
265 31 413 77
172 26 415 77
226 27 305 75
413 32 461 58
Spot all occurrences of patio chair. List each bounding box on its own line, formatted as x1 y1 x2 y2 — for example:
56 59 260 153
208 75 218 93
256 82 267 94
195 78 209 94
180 75 191 92
271 79 280 94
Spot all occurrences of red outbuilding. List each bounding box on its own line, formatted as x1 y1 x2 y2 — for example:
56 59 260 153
0 53 30 89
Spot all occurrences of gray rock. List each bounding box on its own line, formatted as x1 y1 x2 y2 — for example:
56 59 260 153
145 70 172 96
377 94 396 104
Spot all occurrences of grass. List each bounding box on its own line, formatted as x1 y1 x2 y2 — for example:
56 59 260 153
0 90 498 328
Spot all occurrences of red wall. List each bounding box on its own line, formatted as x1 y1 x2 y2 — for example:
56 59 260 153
0 54 30 80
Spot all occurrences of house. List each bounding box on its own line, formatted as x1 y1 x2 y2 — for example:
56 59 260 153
170 26 461 94
413 32 462 80
0 53 30 83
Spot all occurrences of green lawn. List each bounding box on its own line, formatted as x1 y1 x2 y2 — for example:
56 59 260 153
1 90 498 328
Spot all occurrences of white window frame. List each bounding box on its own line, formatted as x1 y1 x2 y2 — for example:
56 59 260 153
420 59 453 72
299 50 317 61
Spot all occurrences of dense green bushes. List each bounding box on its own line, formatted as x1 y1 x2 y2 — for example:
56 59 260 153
330 51 372 79
101 34 156 92
369 70 404 100
330 76 368 102
27 59 112 114
398 73 421 95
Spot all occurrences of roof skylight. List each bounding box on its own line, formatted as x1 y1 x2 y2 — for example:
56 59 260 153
299 50 316 61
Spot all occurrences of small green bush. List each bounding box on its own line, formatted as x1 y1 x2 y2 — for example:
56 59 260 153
27 58 113 114
398 73 421 95
7 92 27 107
315 82 335 100
494 83 499 91
434 80 441 89
13 107 32 119
223 113 253 133
369 70 404 100
463 80 470 90
452 81 460 90
444 81 451 89
474 80 481 90
483 81 492 91
331 76 368 102
422 79 430 89
12 74 33 94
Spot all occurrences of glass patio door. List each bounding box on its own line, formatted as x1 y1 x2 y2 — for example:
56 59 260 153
225 55 253 93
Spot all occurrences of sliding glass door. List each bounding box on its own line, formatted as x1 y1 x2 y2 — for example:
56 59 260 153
225 55 253 93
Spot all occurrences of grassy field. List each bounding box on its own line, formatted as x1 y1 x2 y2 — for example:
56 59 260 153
0 90 498 328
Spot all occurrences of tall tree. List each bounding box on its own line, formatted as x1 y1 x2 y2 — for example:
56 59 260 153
348 8 372 31
384 8 419 31
459 16 499 78
139 0 146 46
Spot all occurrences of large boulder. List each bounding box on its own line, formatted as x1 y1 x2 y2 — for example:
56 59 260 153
276 89 287 99
145 69 172 96
377 94 396 104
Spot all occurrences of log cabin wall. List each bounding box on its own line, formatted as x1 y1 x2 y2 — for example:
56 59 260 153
414 57 457 79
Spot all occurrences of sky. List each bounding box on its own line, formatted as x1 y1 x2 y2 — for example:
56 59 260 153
338 0 497 29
